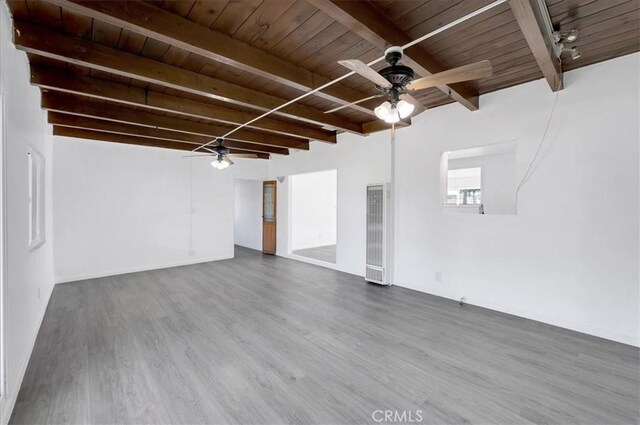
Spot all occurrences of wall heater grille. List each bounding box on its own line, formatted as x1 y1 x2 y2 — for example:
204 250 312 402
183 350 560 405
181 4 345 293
366 184 389 285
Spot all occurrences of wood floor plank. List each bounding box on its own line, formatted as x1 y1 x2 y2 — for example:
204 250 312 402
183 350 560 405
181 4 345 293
291 244 336 263
10 246 640 424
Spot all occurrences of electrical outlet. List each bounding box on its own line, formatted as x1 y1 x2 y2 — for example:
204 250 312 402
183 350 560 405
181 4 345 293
435 271 442 282
189 250 196 257
37 286 41 299
190 207 196 214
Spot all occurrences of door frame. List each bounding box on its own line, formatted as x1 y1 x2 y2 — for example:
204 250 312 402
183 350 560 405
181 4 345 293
285 169 340 270
232 178 264 251
262 180 277 254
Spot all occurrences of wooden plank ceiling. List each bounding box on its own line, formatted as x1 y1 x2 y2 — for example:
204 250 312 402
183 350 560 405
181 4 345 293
7 0 640 158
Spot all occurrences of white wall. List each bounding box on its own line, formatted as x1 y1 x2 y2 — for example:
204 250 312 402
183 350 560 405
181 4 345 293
53 138 268 282
270 132 390 274
291 169 337 250
271 53 639 346
394 53 639 346
233 178 262 251
0 4 55 423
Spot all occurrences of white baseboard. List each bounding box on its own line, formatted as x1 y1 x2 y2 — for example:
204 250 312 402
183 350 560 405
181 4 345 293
1 283 53 425
55 255 233 284
396 280 639 347
234 242 262 251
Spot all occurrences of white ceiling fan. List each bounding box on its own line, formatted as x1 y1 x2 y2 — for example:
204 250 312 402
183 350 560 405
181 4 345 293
326 47 494 123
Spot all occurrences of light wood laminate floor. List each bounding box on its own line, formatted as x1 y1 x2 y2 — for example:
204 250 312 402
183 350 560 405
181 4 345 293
11 246 639 424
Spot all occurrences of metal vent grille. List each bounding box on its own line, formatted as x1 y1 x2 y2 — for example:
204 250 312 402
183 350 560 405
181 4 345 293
366 265 384 283
366 184 385 284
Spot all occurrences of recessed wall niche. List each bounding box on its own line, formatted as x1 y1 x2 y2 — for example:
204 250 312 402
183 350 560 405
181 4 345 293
443 142 517 215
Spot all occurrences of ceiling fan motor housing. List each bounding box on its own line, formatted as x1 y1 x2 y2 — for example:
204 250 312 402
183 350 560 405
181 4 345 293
379 48 415 89
379 64 414 88
211 139 230 156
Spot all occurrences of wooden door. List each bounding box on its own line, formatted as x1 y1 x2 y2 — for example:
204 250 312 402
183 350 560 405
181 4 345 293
262 180 277 254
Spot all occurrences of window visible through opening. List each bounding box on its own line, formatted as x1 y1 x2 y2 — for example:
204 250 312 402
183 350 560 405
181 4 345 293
446 167 482 206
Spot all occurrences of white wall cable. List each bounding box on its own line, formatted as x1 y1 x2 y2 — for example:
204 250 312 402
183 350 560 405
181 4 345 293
516 90 561 201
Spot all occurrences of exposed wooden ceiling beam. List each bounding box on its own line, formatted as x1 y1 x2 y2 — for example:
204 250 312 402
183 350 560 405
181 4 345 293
13 20 363 134
306 0 481 111
41 92 310 151
31 66 336 143
42 0 378 117
47 112 289 155
53 126 270 159
509 0 563 91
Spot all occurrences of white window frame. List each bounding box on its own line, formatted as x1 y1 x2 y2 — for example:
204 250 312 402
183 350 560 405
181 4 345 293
27 147 45 250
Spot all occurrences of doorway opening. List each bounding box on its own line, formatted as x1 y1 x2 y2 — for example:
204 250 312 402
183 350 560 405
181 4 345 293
290 169 337 264
233 178 263 252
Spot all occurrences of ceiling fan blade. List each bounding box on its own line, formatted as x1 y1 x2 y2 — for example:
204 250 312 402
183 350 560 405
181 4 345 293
407 60 493 92
186 152 250 159
182 153 215 158
228 153 259 159
338 59 392 88
325 94 384 114
401 93 427 115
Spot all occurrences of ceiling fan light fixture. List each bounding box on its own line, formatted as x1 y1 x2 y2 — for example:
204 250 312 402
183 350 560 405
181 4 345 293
375 101 392 121
211 154 233 170
375 101 401 123
383 106 400 124
397 99 415 118
211 158 228 170
375 100 408 123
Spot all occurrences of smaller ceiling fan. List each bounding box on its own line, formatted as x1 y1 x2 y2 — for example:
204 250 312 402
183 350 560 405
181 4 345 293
327 47 493 123
185 139 258 169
